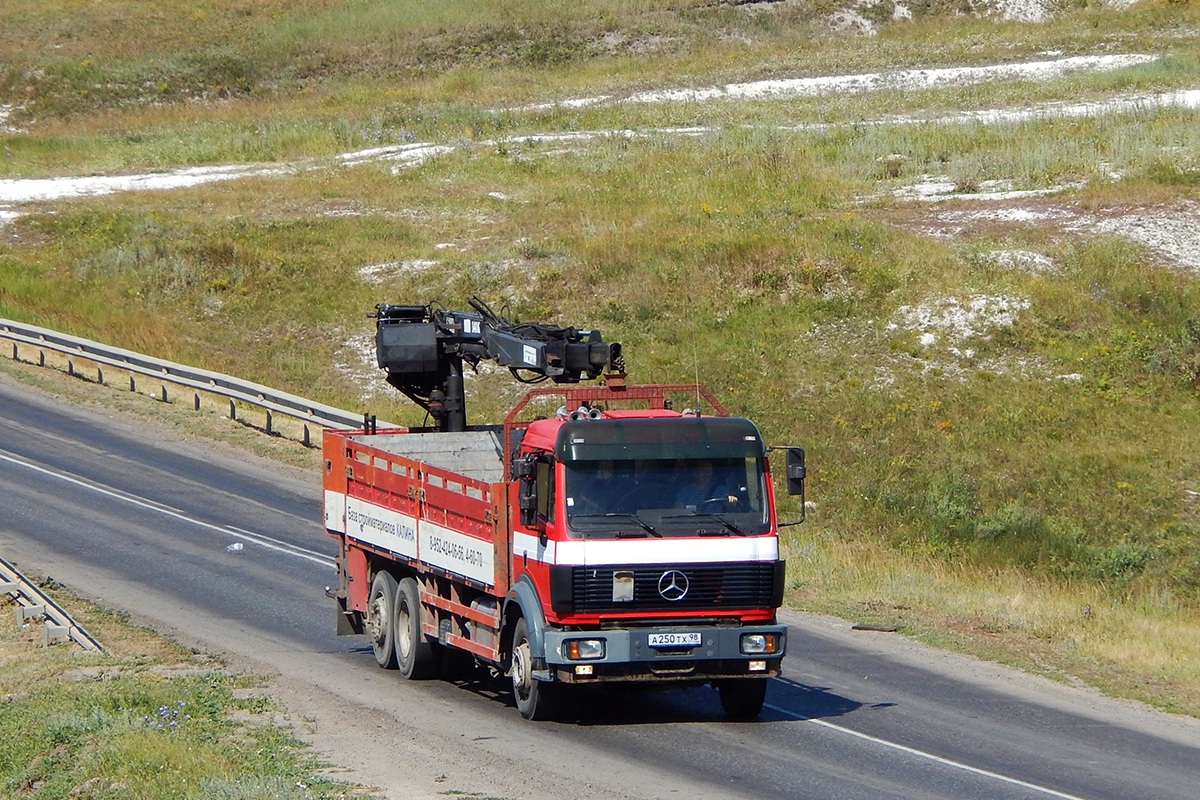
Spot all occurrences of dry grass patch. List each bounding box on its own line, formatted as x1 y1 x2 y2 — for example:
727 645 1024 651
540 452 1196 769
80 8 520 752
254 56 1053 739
784 531 1200 716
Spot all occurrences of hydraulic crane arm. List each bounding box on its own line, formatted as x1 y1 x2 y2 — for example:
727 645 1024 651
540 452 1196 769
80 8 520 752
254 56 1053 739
373 297 624 431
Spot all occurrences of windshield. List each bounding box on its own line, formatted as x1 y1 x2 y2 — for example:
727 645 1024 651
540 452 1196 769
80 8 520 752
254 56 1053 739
564 457 770 538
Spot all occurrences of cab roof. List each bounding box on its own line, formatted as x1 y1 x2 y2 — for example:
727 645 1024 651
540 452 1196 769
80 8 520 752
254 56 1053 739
521 414 765 461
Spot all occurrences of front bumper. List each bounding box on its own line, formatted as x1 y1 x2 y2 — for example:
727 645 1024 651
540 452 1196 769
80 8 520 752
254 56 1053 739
542 623 787 684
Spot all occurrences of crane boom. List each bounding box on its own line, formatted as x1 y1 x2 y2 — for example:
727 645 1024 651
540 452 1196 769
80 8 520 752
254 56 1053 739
373 297 624 431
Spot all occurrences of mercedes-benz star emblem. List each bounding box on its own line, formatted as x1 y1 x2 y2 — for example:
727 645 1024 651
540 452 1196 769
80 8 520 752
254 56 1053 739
657 570 689 602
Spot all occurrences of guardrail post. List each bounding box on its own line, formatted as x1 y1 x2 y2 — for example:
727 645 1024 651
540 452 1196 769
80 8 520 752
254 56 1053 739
17 604 46 623
229 399 236 421
39 349 45 366
303 424 311 448
265 409 273 434
129 374 136 392
97 366 103 384
42 624 70 647
67 359 74 377
194 392 201 411
160 384 168 402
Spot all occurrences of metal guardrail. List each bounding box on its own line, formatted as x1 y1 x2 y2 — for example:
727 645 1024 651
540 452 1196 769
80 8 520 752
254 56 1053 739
1 318 371 445
1 555 104 651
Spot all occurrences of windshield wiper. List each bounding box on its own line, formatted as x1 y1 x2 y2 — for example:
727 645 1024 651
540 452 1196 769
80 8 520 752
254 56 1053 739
569 512 661 537
661 511 745 535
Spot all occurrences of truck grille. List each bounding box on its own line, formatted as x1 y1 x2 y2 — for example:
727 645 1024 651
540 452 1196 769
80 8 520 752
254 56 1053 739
567 562 778 613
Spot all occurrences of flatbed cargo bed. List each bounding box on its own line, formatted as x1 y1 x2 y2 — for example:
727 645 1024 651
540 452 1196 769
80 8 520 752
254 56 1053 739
342 428 505 484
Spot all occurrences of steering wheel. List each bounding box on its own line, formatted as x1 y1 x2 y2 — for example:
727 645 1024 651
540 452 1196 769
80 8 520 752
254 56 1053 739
697 495 744 513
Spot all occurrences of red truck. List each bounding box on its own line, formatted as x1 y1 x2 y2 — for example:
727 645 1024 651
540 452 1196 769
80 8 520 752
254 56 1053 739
323 299 805 719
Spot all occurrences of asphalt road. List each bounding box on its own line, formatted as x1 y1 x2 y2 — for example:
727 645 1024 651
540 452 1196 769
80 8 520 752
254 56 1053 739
2 371 1198 800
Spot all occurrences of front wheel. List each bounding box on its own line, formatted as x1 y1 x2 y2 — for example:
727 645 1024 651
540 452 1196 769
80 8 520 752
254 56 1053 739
717 679 767 720
510 618 556 720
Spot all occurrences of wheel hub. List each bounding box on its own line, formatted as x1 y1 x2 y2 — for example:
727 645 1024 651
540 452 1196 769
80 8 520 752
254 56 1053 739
369 596 388 644
511 644 532 700
397 604 412 658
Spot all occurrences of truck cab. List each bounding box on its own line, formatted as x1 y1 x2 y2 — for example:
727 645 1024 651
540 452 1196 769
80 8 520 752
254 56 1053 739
506 410 789 719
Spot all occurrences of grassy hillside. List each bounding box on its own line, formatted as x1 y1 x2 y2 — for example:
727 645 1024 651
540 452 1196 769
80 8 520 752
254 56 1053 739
3 0 1200 715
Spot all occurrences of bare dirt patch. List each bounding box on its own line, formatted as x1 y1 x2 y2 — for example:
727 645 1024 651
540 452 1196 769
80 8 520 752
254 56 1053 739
884 192 1200 274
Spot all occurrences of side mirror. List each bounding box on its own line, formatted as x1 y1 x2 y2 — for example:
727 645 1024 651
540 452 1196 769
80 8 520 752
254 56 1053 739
512 455 535 480
786 447 806 496
518 475 537 528
769 445 807 527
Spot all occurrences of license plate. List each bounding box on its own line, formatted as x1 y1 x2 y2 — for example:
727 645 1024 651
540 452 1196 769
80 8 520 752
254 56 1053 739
648 632 702 648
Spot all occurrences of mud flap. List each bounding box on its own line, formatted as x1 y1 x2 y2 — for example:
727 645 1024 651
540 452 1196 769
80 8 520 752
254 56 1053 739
335 598 362 636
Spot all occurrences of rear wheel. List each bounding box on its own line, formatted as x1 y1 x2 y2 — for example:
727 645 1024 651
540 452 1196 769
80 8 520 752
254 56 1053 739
395 577 437 679
510 618 556 720
367 571 398 669
717 679 767 720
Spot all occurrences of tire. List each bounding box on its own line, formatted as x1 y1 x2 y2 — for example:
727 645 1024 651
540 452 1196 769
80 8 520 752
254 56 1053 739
367 571 398 670
509 617 556 720
717 679 767 720
395 577 437 680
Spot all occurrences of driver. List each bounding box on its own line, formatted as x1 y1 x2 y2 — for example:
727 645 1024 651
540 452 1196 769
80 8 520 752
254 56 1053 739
675 461 739 511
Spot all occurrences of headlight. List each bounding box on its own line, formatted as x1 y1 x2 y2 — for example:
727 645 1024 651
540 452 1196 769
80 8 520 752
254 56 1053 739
740 633 778 655
564 638 605 660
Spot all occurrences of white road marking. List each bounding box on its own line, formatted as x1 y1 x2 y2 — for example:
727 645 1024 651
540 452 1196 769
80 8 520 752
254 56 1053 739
765 702 1090 800
0 449 333 568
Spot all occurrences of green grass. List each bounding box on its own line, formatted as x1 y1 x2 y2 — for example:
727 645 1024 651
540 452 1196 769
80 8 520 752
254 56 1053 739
0 585 371 799
4 0 1200 718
